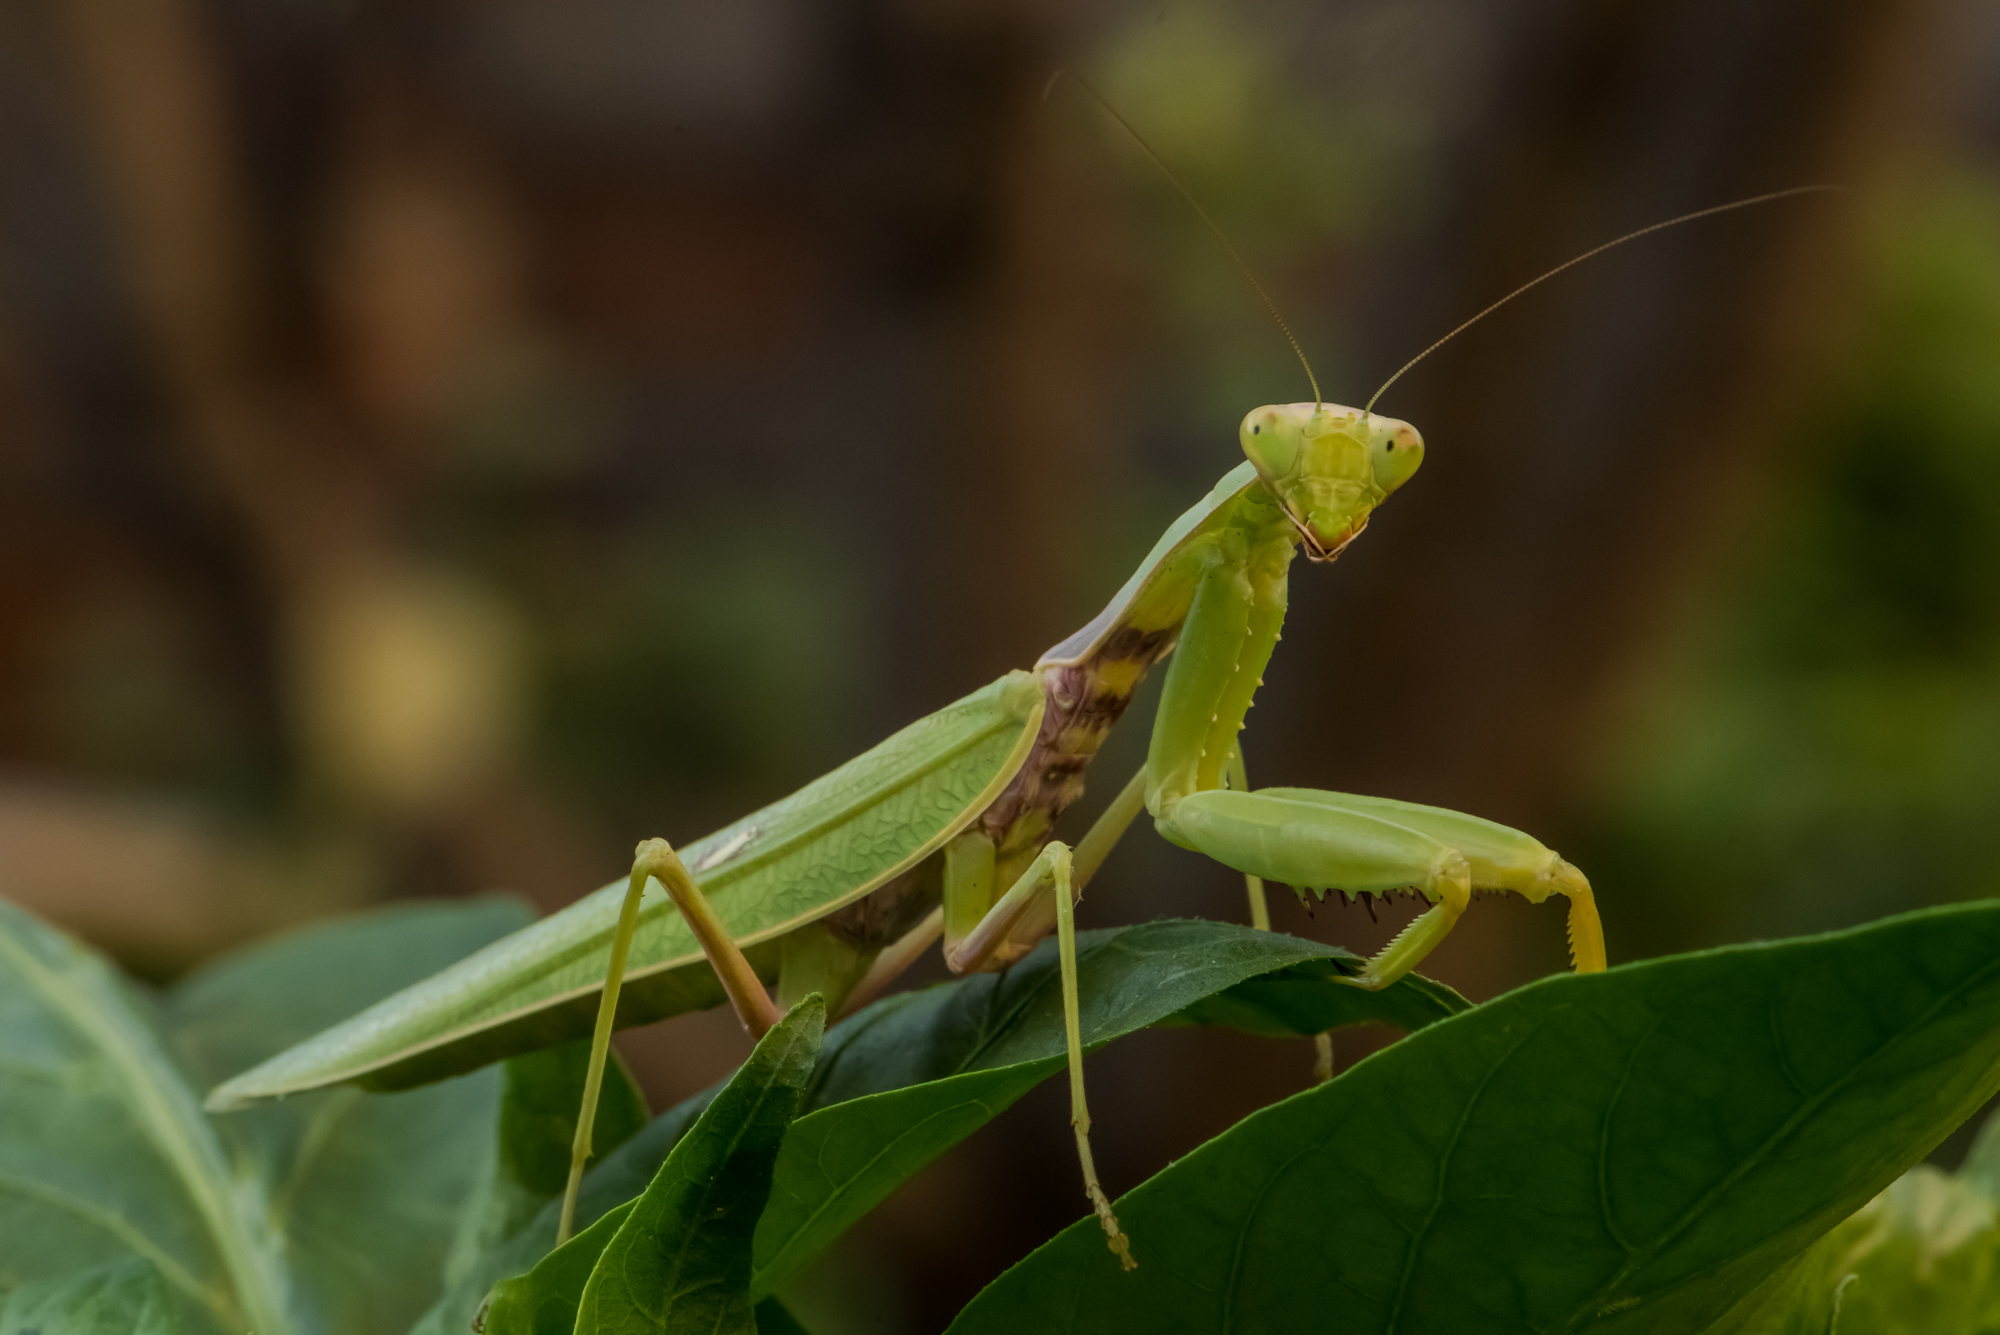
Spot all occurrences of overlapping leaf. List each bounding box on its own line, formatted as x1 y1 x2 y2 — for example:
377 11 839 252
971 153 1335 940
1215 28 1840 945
947 900 2000 1334
0 1257 182 1335
485 998 824 1335
420 920 1459 1331
0 896 528 1335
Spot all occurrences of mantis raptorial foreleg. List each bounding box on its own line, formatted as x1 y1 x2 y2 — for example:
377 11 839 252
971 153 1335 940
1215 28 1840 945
1138 436 1607 991
1167 790 1472 988
1257 789 1605 974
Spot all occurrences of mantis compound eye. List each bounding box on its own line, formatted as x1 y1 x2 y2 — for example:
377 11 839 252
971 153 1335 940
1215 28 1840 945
1370 421 1425 494
1239 405 1299 479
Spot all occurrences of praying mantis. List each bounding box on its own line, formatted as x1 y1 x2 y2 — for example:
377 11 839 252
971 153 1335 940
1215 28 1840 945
208 89 1829 1267
208 392 1606 1267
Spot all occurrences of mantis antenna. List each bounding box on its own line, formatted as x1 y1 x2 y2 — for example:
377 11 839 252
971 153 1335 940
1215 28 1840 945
1049 68 1324 410
1363 183 1844 414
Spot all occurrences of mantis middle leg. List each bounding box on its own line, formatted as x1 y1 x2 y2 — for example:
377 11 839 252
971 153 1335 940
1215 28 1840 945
942 806 1146 1271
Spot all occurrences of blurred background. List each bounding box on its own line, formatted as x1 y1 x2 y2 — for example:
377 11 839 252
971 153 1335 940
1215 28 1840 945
1 0 1996 1327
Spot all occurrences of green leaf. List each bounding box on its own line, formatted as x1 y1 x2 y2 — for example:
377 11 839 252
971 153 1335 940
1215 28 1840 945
481 1201 633 1335
749 920 1448 1298
0 894 528 1335
0 1257 181 1335
751 1297 815 1335
1159 953 1468 1037
500 1041 651 1200
0 898 288 1335
1713 1106 2000 1334
165 898 532 1335
440 1039 652 1273
576 994 823 1333
481 1000 826 1334
1715 1165 2000 1334
946 899 2000 1334
419 920 1448 1333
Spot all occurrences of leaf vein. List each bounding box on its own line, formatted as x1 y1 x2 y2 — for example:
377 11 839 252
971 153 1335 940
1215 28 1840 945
1384 1014 1557 1333
1565 954 2000 1327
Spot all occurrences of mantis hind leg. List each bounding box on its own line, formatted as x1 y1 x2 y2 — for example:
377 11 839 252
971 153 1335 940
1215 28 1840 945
558 837 787 1245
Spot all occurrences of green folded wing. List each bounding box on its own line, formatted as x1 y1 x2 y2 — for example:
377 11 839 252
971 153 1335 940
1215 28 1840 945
208 672 1044 1107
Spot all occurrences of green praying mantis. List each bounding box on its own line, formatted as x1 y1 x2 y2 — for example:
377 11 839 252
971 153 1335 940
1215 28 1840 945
214 395 1601 1267
207 97 1831 1268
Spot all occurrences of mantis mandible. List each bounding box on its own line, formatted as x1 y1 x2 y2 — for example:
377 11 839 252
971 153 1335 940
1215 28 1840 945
206 95 1830 1264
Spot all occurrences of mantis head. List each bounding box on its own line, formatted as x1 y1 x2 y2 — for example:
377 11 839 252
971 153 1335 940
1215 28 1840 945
1239 403 1424 560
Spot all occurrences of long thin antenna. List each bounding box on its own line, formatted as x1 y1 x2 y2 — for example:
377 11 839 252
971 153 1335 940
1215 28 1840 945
1363 184 1843 414
1048 68 1323 408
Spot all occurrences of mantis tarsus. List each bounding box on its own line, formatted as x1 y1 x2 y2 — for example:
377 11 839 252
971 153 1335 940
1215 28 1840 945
207 109 1832 1267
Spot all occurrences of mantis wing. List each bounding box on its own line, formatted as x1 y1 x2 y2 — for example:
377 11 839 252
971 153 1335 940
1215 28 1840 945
209 672 1045 1107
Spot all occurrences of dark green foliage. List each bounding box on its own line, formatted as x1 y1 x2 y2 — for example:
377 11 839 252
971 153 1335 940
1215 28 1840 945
8 896 2000 1333
421 919 1437 1330
500 1043 651 1200
576 996 822 1334
750 1297 817 1335
948 900 2000 1333
485 998 823 1335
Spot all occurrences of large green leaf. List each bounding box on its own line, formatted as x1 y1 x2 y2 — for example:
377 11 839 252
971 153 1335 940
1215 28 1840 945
1713 1165 2000 1334
1712 1106 2000 1334
0 898 288 1335
165 898 532 1335
0 1257 181 1335
419 921 1460 1332
0 895 529 1335
487 997 824 1335
748 921 1462 1299
947 899 2000 1334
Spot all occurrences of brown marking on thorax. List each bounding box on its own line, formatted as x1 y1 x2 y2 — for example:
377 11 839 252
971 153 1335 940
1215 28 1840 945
828 623 1175 946
979 623 1175 862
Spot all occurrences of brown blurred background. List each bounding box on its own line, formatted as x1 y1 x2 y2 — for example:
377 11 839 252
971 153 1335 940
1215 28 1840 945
3 0 1998 1328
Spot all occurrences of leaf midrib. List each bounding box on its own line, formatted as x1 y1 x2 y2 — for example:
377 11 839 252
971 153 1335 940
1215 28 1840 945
0 923 291 1335
0 1170 222 1315
1562 954 2000 1328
